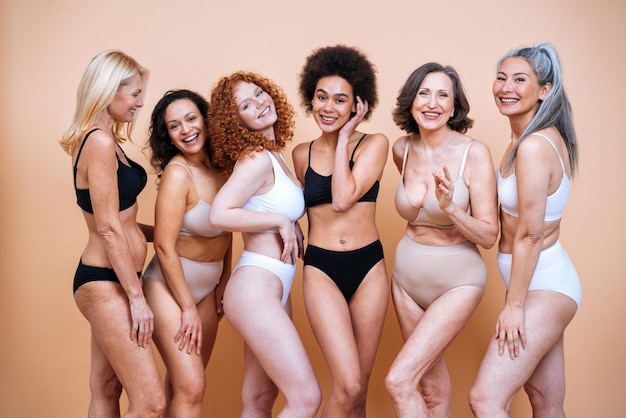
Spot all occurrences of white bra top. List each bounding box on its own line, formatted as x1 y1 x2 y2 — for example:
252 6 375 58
497 133 570 221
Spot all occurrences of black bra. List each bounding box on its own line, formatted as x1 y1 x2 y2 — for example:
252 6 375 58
304 134 379 208
73 128 147 213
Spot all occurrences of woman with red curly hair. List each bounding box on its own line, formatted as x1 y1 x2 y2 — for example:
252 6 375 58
208 71 321 417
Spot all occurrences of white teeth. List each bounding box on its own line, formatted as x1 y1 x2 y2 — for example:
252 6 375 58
183 133 198 143
259 107 269 117
501 98 518 103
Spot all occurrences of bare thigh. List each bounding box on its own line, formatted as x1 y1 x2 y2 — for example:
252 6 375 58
75 281 163 404
472 291 577 409
224 266 317 393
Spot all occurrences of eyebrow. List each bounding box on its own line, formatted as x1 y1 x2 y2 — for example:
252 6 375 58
316 88 350 98
166 112 195 124
497 71 530 77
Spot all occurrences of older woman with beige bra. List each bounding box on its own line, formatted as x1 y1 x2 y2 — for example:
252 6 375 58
385 62 499 417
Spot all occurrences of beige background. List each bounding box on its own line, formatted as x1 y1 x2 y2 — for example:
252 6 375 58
1 0 624 416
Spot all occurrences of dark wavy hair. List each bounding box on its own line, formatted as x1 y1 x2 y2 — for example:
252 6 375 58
146 89 211 174
298 44 378 120
392 63 473 135
208 71 296 175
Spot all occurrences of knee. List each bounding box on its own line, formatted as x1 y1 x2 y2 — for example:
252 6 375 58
420 378 451 409
524 381 565 415
469 383 492 417
299 385 322 416
243 383 279 415
90 373 123 402
334 376 363 408
385 368 411 402
175 372 206 405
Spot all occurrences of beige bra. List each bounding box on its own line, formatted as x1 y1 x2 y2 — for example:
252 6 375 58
394 139 472 229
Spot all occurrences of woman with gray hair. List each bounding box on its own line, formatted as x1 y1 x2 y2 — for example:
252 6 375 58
470 43 580 417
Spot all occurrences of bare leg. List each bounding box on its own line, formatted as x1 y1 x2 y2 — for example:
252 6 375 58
386 280 483 418
224 266 321 418
303 261 388 418
75 281 165 418
524 334 566 418
469 291 576 417
242 344 279 418
144 280 219 418
87 333 122 418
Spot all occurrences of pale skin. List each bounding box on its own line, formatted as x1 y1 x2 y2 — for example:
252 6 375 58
72 73 165 417
142 98 232 418
384 71 498 417
469 57 578 417
292 75 389 418
208 81 321 418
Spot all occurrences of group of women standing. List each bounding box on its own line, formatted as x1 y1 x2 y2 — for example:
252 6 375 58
60 41 580 417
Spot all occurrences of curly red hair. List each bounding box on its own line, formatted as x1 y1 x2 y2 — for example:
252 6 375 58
208 71 296 174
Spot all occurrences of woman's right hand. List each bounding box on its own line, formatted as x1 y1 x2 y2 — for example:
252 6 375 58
495 304 527 359
128 296 155 348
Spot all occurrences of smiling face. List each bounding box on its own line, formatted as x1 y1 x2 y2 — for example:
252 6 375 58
492 56 551 120
107 73 144 123
234 81 277 137
410 71 454 133
311 75 355 133
164 98 207 155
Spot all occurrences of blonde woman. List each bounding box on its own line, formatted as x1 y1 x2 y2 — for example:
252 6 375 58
60 50 164 418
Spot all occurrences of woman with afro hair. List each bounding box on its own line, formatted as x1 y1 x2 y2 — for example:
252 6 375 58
208 71 321 417
292 45 389 417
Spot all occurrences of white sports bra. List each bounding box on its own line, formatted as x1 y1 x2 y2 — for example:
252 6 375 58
497 133 570 221
167 162 225 238
242 151 305 231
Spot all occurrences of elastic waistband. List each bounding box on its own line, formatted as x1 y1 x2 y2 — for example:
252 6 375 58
498 240 562 263
399 235 477 255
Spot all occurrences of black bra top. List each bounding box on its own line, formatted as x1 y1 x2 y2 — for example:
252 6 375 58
73 128 147 214
304 134 379 208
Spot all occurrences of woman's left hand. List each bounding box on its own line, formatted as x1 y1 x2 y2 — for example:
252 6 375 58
338 96 368 140
278 217 299 264
294 221 305 259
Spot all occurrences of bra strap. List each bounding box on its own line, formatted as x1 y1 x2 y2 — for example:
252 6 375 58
167 161 201 202
531 133 566 174
400 137 410 177
458 140 474 177
73 128 100 187
350 133 368 162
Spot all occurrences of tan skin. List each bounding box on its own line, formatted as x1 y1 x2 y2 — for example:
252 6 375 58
292 75 389 418
384 71 498 418
469 57 578 418
142 98 232 418
208 81 320 418
72 73 165 418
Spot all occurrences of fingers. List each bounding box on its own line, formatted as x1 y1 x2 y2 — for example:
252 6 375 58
178 328 203 355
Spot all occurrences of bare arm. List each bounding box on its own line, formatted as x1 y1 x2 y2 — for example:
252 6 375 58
438 140 499 249
209 151 297 263
84 131 153 347
496 136 553 358
331 98 389 211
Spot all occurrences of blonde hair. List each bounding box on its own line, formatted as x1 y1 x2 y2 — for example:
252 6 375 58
59 50 148 155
